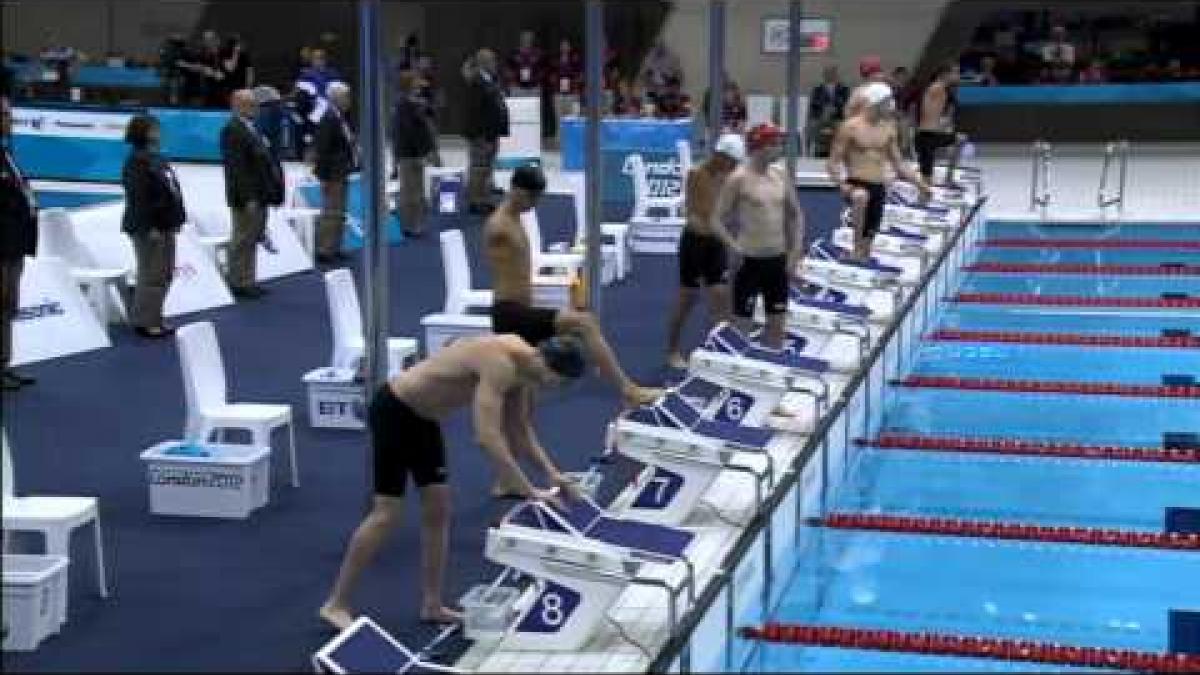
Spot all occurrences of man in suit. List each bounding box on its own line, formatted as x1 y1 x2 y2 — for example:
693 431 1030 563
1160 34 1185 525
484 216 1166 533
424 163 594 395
0 96 38 390
221 88 284 299
391 71 434 238
463 49 509 216
807 65 850 158
314 81 357 264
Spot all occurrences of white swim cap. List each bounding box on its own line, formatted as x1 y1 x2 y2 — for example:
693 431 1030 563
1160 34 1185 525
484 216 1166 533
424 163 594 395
861 82 894 108
714 133 746 161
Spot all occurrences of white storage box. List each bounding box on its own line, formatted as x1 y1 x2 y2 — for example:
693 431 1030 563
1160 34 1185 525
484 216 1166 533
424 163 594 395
3 554 69 652
630 216 685 254
459 584 520 642
139 441 270 519
302 367 366 430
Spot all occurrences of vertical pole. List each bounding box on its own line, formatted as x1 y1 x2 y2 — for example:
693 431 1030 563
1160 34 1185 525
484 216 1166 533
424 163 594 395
106 1 117 57
584 0 604 314
359 0 388 406
784 0 803 177
707 1 727 147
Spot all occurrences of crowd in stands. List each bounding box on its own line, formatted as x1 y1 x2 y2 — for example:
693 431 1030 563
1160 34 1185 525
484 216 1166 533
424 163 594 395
959 12 1200 86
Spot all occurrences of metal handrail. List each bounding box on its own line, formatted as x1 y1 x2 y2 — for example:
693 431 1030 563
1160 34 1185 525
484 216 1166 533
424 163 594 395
1098 139 1130 212
1029 140 1052 212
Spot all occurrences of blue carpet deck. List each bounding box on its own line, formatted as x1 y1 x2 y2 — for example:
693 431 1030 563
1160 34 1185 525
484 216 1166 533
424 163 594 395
3 191 840 672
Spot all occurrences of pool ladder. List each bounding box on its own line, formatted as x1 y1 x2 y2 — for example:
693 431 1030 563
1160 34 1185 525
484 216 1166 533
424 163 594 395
1098 139 1130 214
1028 140 1052 214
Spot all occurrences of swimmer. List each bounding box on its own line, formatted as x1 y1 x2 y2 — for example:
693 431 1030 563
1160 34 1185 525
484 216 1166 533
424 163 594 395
915 61 967 186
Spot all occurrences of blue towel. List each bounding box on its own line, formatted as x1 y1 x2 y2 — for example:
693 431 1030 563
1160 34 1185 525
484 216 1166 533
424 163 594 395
164 443 211 458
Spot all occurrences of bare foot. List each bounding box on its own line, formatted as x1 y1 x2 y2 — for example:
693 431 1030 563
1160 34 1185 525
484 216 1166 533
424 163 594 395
491 482 527 499
623 385 665 409
319 602 356 631
666 352 687 370
420 606 464 625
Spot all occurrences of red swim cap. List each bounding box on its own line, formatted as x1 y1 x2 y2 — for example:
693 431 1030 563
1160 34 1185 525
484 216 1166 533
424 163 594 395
746 123 784 151
859 55 883 78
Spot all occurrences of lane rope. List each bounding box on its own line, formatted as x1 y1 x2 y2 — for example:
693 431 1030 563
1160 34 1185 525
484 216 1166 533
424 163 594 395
738 623 1200 673
898 375 1200 399
982 238 1200 250
928 329 1200 349
967 262 1200 276
860 433 1199 464
953 293 1200 308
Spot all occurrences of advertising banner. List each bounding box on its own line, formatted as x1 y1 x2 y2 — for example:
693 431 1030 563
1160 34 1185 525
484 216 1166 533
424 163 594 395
560 118 692 206
11 256 111 366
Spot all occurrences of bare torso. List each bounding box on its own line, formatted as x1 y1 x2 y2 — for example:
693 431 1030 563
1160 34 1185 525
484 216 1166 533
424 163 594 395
727 165 788 256
919 81 948 131
389 335 529 419
841 117 895 183
484 208 533 305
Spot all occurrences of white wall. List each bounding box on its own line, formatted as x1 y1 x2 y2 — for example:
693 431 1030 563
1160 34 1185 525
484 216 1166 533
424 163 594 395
658 0 953 100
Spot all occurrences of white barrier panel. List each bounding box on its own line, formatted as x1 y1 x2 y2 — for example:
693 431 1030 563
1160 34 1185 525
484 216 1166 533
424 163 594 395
69 204 234 317
497 97 541 168
12 256 111 366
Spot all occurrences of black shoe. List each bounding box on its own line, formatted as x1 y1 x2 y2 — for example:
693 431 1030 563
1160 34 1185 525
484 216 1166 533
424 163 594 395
403 229 426 239
315 254 338 267
1 372 22 391
468 203 495 216
231 286 267 300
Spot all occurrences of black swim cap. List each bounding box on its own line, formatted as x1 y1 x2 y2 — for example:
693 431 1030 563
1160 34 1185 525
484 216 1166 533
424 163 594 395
537 336 586 380
511 164 547 194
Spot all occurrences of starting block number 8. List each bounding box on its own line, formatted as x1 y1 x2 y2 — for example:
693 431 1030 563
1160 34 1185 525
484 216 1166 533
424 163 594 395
717 390 754 425
516 582 581 634
540 593 564 627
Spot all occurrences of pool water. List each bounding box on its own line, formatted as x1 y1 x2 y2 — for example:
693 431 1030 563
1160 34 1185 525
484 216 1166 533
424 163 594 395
749 220 1200 672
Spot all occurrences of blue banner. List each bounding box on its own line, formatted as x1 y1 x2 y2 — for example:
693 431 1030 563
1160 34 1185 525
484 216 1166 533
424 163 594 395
560 117 693 204
958 83 1200 106
151 107 227 162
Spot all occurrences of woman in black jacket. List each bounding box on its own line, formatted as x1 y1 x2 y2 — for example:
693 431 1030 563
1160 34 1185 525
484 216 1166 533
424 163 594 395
121 114 187 338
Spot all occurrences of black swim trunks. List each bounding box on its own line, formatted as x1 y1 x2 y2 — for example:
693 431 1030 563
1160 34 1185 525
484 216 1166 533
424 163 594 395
491 300 559 346
678 229 729 288
843 178 886 239
369 385 447 496
733 255 789 318
915 129 957 181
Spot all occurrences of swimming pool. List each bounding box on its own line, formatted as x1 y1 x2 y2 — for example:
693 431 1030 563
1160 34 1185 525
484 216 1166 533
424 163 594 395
735 219 1199 672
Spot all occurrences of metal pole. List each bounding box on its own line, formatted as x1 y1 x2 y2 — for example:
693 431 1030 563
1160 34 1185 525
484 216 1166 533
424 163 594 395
707 1 727 147
359 0 388 398
584 0 604 314
784 0 803 177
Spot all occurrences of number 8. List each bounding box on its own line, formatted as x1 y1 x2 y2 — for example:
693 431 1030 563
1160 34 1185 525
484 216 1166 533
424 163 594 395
541 592 564 627
725 396 744 421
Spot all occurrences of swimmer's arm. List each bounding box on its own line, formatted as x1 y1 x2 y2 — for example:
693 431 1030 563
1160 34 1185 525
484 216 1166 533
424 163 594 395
711 172 741 251
887 132 927 189
826 124 848 185
783 178 805 255
504 387 561 479
684 169 708 225
474 362 538 499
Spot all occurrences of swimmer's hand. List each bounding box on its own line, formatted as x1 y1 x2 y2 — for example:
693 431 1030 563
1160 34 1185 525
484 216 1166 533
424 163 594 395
550 472 586 502
531 486 566 510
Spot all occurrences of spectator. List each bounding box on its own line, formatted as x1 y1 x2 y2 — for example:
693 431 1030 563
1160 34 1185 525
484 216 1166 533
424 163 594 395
640 40 683 103
1079 59 1109 84
1042 25 1076 83
197 30 226 107
611 78 643 117
391 71 434 238
176 32 218 107
654 76 692 119
313 82 358 264
807 65 849 157
550 38 583 132
397 33 421 74
120 114 186 338
720 80 747 132
253 85 286 162
1 96 38 389
221 89 284 298
463 49 509 215
978 55 1001 86
413 55 444 166
216 35 254 106
507 30 545 95
299 48 342 99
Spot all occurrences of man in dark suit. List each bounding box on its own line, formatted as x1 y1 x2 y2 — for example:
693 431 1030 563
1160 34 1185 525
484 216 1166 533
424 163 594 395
0 96 38 390
221 88 284 299
391 71 435 237
463 49 509 215
808 65 850 157
313 81 357 264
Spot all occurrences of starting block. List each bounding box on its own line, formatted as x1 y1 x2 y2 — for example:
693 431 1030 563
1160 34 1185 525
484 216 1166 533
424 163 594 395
483 496 695 651
313 615 461 674
421 313 492 356
883 202 960 231
800 244 905 322
824 241 923 286
763 288 872 371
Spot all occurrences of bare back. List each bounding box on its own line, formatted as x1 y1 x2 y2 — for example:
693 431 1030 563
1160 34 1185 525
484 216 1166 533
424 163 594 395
389 335 530 419
685 162 726 235
838 117 896 184
919 80 948 131
484 208 533 305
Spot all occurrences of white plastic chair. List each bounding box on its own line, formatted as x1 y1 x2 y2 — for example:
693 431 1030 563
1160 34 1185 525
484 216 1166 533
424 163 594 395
521 210 584 277
2 429 110 600
176 322 299 487
324 268 417 376
37 208 128 325
439 230 493 315
628 154 685 221
568 172 630 280
184 206 232 275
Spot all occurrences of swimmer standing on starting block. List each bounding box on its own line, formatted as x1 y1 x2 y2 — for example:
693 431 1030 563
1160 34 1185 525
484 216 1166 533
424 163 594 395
320 335 589 630
827 82 931 262
915 61 967 188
